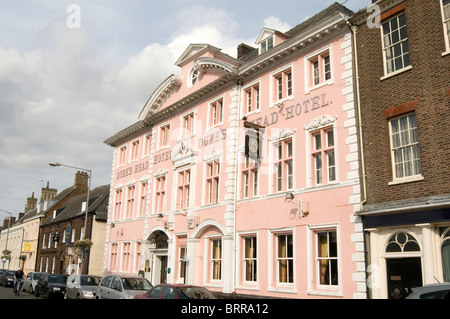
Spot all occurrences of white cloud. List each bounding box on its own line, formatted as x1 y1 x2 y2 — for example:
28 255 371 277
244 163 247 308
263 16 292 32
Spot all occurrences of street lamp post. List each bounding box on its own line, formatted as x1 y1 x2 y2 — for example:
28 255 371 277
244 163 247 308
49 162 92 274
49 162 91 239
0 209 13 270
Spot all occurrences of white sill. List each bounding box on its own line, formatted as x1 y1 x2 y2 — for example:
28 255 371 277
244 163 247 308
388 175 424 186
380 65 412 81
442 51 450 57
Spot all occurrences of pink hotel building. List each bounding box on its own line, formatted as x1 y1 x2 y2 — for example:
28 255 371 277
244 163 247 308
103 3 366 298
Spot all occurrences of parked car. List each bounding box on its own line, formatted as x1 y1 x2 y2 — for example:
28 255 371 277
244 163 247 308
96 275 152 299
34 273 68 299
0 270 16 287
134 284 216 299
65 274 101 299
23 272 46 293
0 270 7 285
406 283 450 299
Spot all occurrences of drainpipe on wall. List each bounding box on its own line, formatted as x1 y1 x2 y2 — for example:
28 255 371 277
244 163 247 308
347 21 367 210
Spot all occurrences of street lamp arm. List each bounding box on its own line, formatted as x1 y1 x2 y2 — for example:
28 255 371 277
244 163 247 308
48 162 92 175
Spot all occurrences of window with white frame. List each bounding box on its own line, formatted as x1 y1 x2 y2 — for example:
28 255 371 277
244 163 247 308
310 52 331 87
277 233 293 284
126 185 135 219
206 161 220 204
110 243 118 271
135 242 142 273
274 139 293 192
244 236 257 282
131 139 139 161
122 242 131 272
114 189 122 221
118 145 127 166
144 134 151 157
389 112 421 180
210 238 222 281
159 123 171 148
155 176 166 214
273 67 293 103
382 12 411 75
244 82 260 114
316 230 339 287
182 112 194 138
260 36 274 54
311 128 336 185
179 247 187 280
441 0 450 51
177 169 191 210
241 156 258 199
209 98 224 127
139 182 147 217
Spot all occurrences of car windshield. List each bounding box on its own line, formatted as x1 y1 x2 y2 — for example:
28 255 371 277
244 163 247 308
177 287 215 299
121 277 152 290
6 271 15 276
32 273 42 280
80 276 100 286
48 275 66 284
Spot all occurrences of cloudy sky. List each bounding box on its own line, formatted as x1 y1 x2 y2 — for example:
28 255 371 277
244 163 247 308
0 0 369 217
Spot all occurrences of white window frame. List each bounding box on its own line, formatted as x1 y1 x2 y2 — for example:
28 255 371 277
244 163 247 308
388 112 423 185
259 35 274 54
242 79 261 116
158 122 171 150
307 223 342 297
208 95 224 129
270 63 294 107
380 12 412 78
304 45 334 94
440 0 450 54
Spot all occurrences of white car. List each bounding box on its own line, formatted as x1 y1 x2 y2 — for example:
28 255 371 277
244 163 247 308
23 272 46 293
406 283 450 299
65 274 101 299
96 275 152 299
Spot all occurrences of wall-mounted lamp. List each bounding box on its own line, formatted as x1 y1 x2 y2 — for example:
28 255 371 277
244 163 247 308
285 192 295 201
157 213 164 220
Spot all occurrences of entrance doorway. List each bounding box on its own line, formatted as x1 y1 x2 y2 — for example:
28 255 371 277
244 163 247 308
386 257 422 299
159 256 167 284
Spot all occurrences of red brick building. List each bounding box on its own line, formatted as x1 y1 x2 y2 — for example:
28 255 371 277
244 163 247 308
349 0 450 299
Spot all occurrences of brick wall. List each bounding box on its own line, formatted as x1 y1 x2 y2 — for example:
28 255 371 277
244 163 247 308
355 0 450 205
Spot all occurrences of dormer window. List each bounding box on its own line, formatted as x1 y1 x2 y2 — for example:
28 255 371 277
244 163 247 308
260 36 274 54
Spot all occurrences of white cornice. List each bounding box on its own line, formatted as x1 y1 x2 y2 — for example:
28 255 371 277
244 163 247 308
138 74 183 121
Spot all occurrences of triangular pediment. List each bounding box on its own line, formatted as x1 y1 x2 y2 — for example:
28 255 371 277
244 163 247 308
255 28 277 44
175 44 221 67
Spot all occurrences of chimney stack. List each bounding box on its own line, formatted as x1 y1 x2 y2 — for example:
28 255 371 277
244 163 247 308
40 181 57 203
74 171 89 196
25 192 38 213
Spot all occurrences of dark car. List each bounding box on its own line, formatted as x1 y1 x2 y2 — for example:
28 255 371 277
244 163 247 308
0 270 16 287
34 273 68 299
134 284 216 299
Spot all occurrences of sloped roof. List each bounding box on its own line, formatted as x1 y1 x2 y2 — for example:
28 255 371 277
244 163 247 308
41 184 110 226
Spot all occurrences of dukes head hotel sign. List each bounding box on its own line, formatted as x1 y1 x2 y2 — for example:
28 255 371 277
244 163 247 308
103 3 366 299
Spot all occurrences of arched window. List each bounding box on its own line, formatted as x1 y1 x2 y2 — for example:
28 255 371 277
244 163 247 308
385 232 420 253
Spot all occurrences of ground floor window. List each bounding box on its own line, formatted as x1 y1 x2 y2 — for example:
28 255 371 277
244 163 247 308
211 239 222 281
317 230 338 286
277 233 293 283
244 236 257 282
